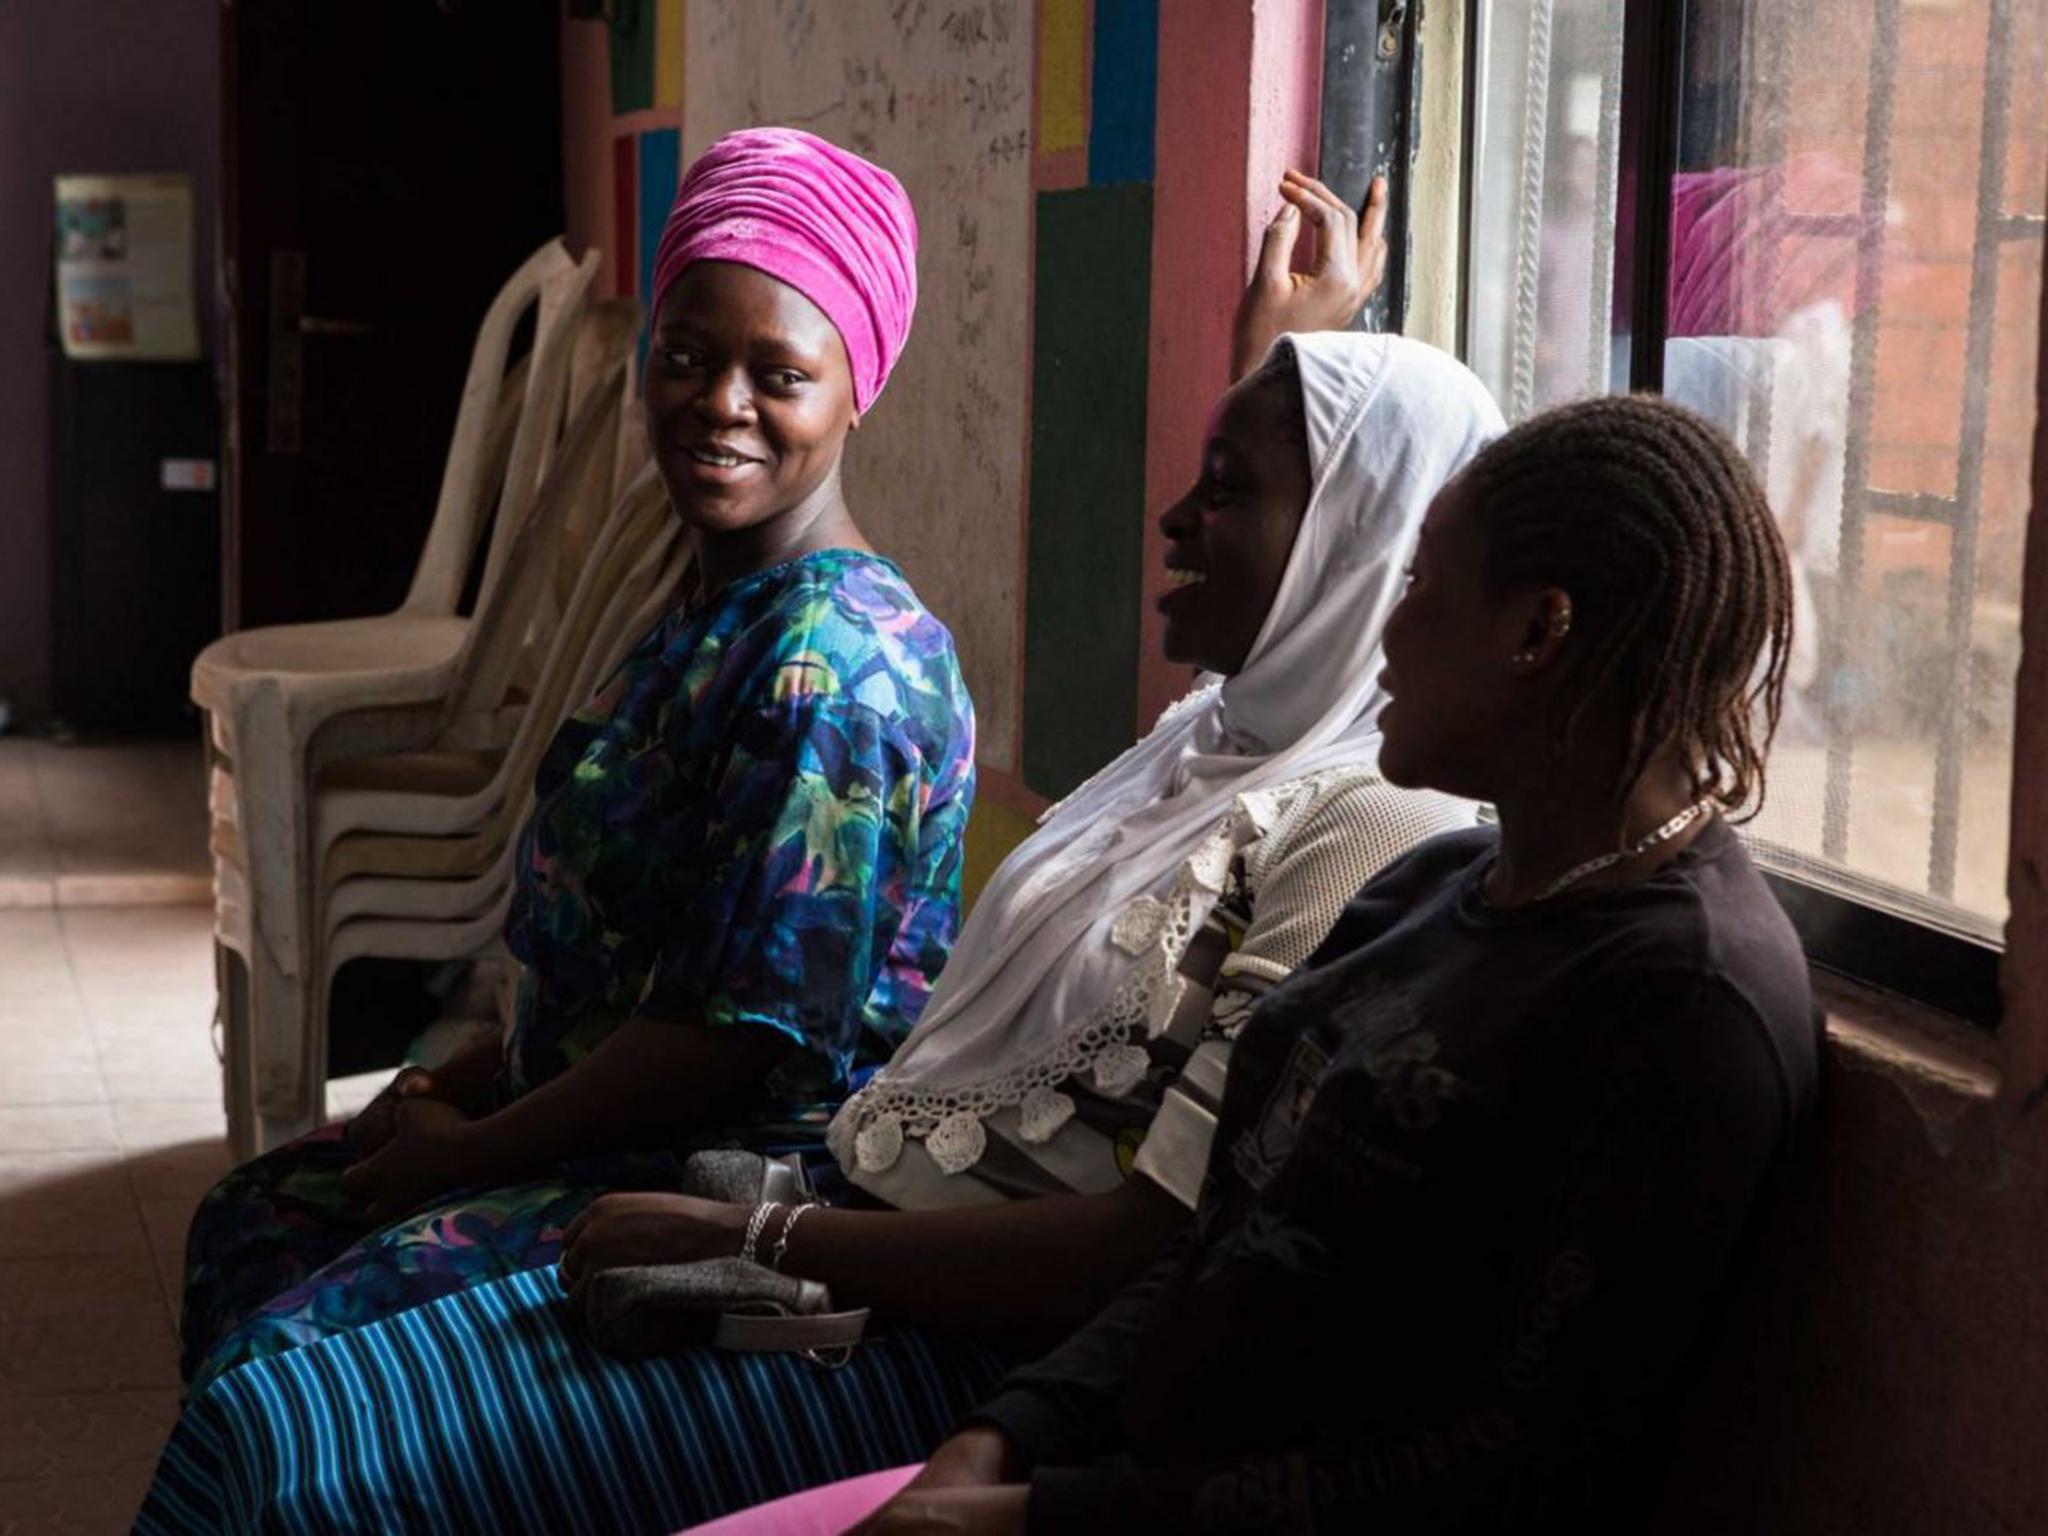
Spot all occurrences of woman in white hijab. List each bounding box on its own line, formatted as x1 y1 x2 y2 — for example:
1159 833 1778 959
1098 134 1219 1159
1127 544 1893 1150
561 322 1506 1331
137 181 1513 1536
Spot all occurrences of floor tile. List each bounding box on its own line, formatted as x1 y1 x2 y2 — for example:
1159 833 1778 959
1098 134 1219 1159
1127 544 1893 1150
0 740 50 822
0 1152 131 1202
0 749 56 909
0 1104 120 1153
0 912 76 998
54 873 212 908
80 1020 218 1080
0 1462 163 1536
111 1099 227 1155
0 992 90 1030
3 1186 152 1260
122 1140 231 1204
60 909 214 994
0 1018 98 1067
0 1393 176 1484
33 739 205 859
148 1244 185 1328
59 903 213 943
0 1305 180 1396
0 876 56 910
98 1054 221 1105
81 993 217 1046
135 1192 199 1263
0 745 216 1518
0 1258 166 1320
0 1062 108 1108
72 985 214 1034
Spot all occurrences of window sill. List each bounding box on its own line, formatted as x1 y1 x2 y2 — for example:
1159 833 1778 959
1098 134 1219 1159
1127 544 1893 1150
1817 969 1999 1100
1815 969 2005 1166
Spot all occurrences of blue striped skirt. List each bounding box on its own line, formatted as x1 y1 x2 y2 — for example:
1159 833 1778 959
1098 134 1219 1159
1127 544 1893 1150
137 1266 1024 1535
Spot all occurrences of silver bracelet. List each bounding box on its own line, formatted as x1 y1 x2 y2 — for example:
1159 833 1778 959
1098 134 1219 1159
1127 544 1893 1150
740 1201 781 1266
770 1201 818 1272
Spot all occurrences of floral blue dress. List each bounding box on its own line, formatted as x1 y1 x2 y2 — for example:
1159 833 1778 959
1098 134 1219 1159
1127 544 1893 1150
176 549 975 1392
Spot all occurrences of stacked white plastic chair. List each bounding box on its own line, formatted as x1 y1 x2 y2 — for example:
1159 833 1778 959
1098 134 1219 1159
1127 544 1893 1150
197 240 619 1155
290 318 679 1130
305 465 684 1118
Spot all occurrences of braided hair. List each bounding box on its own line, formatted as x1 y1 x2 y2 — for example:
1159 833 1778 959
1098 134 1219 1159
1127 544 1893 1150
1453 393 1794 817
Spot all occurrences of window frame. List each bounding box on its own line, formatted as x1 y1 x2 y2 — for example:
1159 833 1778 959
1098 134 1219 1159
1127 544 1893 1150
1459 0 2028 1029
1318 0 1426 333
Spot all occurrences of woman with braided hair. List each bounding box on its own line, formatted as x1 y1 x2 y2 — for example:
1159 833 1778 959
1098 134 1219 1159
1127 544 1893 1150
836 392 1820 1535
142 172 1511 1535
1389 390 1796 824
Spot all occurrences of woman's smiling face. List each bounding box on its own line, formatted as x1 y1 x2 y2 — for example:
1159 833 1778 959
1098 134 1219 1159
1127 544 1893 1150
642 260 859 535
1155 368 1312 676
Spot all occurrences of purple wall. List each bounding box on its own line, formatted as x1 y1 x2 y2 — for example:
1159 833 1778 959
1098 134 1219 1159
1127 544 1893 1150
0 1 219 723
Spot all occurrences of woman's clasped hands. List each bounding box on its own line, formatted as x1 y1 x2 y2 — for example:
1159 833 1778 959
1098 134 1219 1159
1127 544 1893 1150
340 1095 494 1226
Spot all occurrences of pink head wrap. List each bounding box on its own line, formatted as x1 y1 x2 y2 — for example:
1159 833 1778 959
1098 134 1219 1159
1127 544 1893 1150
1669 154 1867 339
650 127 919 414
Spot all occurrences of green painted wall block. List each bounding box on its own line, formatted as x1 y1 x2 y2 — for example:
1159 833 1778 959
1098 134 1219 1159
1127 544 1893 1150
1023 184 1154 799
609 0 656 115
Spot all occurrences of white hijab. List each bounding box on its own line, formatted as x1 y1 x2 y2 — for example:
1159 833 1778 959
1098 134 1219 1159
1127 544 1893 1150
830 333 1505 1179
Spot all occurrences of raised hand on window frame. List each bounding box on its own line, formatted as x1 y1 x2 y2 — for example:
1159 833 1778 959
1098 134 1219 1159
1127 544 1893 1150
1232 170 1390 379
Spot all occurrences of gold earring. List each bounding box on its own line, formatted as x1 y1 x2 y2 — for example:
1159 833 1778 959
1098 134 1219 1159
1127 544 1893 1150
1548 609 1573 637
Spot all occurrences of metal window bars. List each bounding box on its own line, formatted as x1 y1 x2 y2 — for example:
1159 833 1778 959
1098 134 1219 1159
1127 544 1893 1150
1816 0 2043 905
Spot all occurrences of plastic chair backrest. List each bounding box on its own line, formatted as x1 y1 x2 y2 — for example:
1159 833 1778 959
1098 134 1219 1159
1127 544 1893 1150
400 238 575 617
445 345 632 727
534 298 646 656
483 481 681 813
470 248 602 617
450 514 688 879
516 523 686 793
513 467 669 736
610 358 650 519
565 297 645 525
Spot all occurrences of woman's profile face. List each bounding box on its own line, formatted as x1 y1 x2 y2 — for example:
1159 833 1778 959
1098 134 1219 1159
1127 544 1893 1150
1155 373 1312 676
1375 483 1528 800
643 260 859 535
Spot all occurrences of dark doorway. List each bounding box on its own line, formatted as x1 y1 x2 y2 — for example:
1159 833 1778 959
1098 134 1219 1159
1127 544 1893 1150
221 0 564 632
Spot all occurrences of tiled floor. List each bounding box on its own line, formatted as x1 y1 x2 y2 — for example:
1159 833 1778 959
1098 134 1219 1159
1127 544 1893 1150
0 742 377 1532
0 903 219 1531
0 740 210 910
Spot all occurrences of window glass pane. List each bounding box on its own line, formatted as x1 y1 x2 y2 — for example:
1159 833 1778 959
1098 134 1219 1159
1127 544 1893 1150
1661 0 2044 944
1465 0 1629 419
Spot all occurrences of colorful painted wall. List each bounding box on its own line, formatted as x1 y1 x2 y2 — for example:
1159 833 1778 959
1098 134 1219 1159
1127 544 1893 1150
560 0 1322 889
551 9 2048 1531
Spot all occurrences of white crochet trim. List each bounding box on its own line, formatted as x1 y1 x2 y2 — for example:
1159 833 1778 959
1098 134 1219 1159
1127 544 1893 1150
1019 1085 1077 1142
825 768 1370 1180
828 799 1250 1178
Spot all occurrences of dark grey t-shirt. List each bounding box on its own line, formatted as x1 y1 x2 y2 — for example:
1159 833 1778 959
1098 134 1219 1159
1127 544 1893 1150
979 818 1818 1533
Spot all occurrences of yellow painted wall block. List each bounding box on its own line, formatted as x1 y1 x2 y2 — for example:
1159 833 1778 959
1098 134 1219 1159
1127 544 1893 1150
655 0 686 110
1038 0 1088 153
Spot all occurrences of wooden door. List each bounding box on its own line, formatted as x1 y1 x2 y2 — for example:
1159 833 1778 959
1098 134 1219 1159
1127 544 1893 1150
219 0 564 632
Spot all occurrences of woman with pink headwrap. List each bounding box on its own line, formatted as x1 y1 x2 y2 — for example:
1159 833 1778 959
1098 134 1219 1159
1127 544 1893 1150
151 128 977 1423
137 167 1512 1536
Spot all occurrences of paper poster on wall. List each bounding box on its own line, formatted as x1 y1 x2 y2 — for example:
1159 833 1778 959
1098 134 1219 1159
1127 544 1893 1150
53 174 201 361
